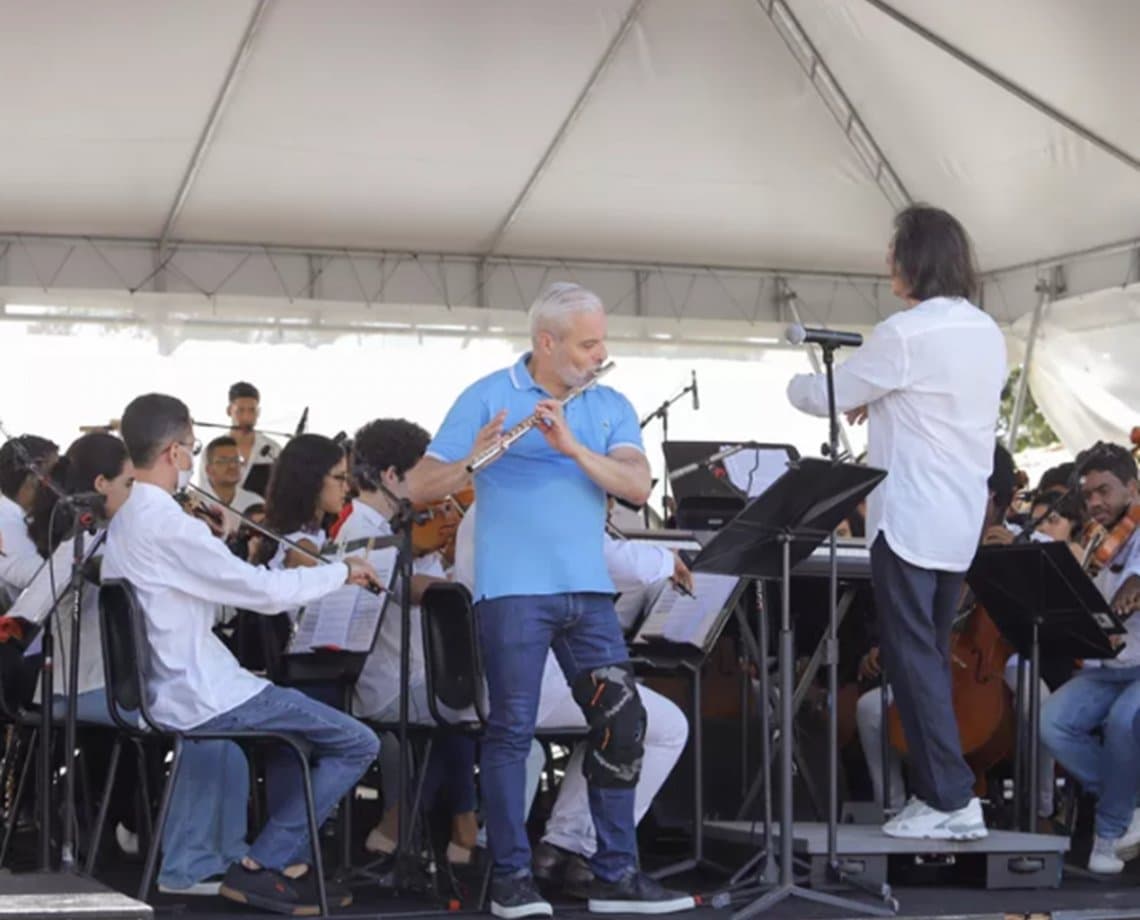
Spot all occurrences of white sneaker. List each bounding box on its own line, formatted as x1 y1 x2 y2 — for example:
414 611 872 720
364 825 397 855
1115 809 1140 862
1089 836 1125 874
158 875 224 896
882 796 988 841
882 796 924 834
114 822 139 857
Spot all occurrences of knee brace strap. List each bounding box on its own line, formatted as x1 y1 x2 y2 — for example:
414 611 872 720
570 663 646 789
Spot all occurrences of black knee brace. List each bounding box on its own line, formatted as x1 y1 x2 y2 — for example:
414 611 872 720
570 663 646 789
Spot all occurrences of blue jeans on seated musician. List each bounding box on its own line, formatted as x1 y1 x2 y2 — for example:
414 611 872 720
180 684 378 873
1040 665 1140 840
478 591 638 883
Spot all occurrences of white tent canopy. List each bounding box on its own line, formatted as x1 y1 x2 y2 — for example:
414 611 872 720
0 0 1138 350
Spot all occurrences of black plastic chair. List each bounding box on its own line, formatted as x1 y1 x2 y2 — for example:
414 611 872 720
94 580 331 914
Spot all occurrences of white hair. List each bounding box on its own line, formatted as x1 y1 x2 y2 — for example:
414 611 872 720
528 282 604 340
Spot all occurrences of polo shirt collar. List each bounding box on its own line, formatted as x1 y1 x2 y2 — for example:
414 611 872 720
509 352 547 394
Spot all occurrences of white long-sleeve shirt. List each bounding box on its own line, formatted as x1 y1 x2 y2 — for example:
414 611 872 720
337 499 443 719
0 495 45 608
9 534 105 698
788 297 1006 572
102 482 347 730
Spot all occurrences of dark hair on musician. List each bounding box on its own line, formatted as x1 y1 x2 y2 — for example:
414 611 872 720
1030 489 1084 534
120 394 192 468
0 435 59 500
988 442 1017 516
1036 463 1076 496
1076 442 1137 486
206 436 238 462
29 434 128 558
351 419 430 490
890 205 979 303
263 434 345 536
228 381 260 404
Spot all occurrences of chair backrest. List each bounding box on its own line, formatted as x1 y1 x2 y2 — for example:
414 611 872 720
98 579 163 734
420 582 486 726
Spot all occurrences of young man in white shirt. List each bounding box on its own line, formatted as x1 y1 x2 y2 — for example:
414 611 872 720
788 205 1006 840
0 434 58 607
201 436 263 533
197 382 281 498
103 393 380 914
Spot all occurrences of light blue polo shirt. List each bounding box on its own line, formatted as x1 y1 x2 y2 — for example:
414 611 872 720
427 353 644 601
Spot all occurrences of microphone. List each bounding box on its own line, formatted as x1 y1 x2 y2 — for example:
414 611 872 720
669 443 753 482
785 324 863 349
691 370 700 411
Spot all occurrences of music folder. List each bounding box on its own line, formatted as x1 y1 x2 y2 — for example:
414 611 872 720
629 571 746 654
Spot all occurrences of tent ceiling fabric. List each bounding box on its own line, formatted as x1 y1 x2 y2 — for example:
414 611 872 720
0 0 1137 318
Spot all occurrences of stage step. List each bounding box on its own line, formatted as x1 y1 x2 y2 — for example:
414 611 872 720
0 871 152 918
705 820 1070 891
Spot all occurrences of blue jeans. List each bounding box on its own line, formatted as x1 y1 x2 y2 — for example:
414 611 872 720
477 592 637 882
1040 666 1140 838
192 685 379 871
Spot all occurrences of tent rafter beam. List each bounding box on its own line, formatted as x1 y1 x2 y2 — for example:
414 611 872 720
158 0 271 250
863 0 1140 176
483 0 645 256
760 0 912 210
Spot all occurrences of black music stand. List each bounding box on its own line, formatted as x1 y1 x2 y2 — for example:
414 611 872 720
692 458 887 919
967 542 1125 832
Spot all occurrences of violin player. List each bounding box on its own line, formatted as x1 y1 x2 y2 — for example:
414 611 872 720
1041 442 1140 874
333 417 480 868
103 393 380 915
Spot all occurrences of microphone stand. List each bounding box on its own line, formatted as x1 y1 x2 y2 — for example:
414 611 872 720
639 379 697 525
0 422 101 875
818 345 895 913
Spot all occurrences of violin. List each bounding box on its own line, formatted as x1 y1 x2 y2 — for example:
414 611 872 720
412 486 474 563
887 590 1016 796
1082 503 1140 576
174 490 228 536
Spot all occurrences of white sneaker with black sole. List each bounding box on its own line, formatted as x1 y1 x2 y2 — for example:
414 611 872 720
587 871 696 914
490 874 553 919
882 796 987 841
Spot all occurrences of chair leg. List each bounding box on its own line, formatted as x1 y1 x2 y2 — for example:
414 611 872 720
84 736 122 875
0 728 35 866
134 741 153 854
290 743 329 918
138 737 183 902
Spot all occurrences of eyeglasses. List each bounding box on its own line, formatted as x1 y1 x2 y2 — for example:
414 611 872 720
210 456 242 467
176 438 203 457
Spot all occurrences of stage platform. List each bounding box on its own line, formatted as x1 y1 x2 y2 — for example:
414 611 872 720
706 820 1071 891
2 865 1140 920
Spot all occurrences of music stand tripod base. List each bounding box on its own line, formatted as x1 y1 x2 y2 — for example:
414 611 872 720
691 458 893 918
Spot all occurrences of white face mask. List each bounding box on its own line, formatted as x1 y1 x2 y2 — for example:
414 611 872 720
176 446 193 492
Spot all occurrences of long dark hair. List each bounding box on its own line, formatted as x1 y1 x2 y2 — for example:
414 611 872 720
29 434 128 558
890 205 979 303
263 434 345 537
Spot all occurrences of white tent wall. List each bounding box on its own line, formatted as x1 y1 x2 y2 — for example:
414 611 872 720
1008 283 1140 454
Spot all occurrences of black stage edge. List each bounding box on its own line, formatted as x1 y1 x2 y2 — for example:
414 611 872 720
0 870 152 918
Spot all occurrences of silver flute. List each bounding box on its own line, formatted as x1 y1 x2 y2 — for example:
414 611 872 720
466 361 616 473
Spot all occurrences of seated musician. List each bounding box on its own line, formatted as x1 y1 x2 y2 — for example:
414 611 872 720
201 435 263 532
0 434 59 607
335 418 480 865
103 393 379 914
453 502 692 896
1041 442 1140 874
855 444 1062 818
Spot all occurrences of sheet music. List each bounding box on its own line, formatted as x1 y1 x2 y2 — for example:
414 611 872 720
635 571 739 648
722 448 790 497
289 551 395 653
